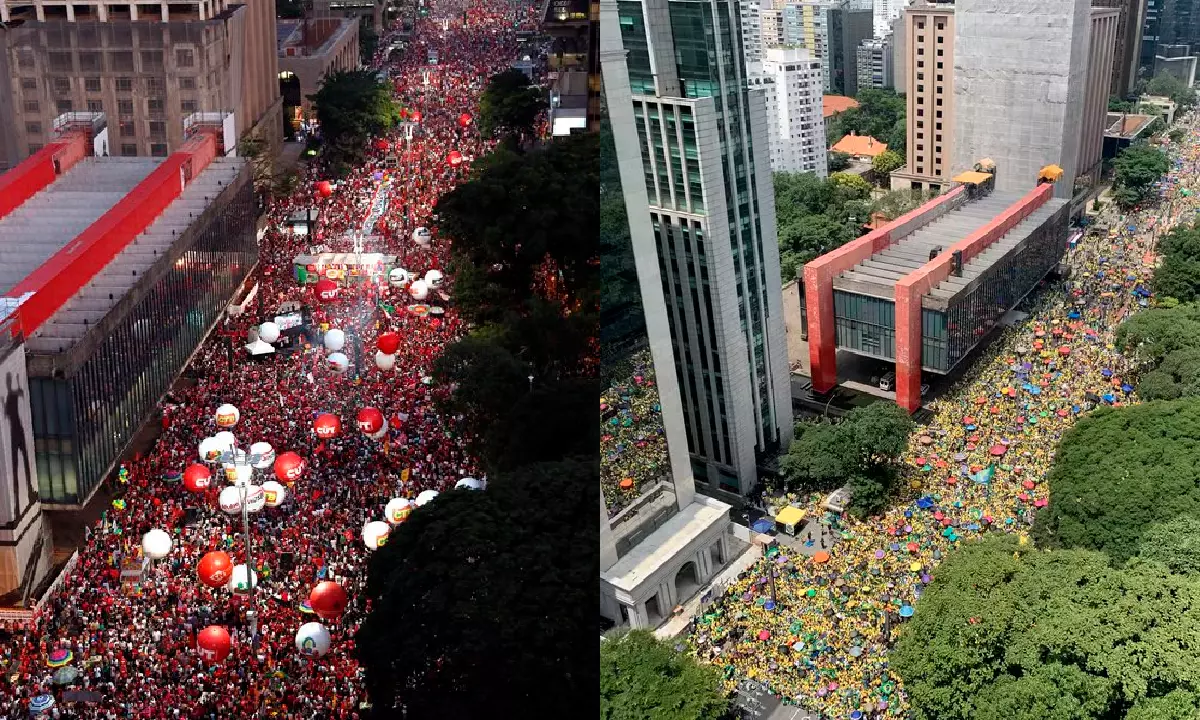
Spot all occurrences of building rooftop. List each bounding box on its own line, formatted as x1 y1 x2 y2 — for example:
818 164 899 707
601 500 727 594
0 158 158 296
831 133 887 158
25 158 245 354
823 95 859 119
277 17 354 57
1104 112 1156 139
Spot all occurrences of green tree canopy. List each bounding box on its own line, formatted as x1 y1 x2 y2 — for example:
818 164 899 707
1146 71 1198 108
891 535 1200 720
872 188 936 221
1115 303 1200 398
600 629 730 720
780 402 914 516
827 88 907 158
309 70 398 173
828 151 852 173
477 68 547 142
774 171 860 280
359 18 379 61
1109 95 1135 113
830 171 873 200
871 149 904 177
1111 141 1170 209
1153 224 1200 302
357 460 596 719
1032 399 1200 564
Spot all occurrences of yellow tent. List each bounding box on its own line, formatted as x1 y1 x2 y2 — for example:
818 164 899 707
775 506 807 535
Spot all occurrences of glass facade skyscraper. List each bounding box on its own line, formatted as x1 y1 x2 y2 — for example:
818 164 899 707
604 0 792 495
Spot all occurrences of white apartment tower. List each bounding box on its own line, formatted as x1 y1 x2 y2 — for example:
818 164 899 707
740 0 764 65
753 48 827 175
605 0 793 494
874 0 909 38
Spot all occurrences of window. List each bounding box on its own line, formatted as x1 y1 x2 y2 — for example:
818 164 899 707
118 99 134 116
17 50 34 69
937 62 943 69
23 100 41 115
936 110 943 118
917 21 925 29
20 78 36 90
936 122 942 130
175 48 194 67
917 109 924 116
917 60 924 68
918 47 924 55
53 77 71 94
917 72 924 80
917 132 923 140
148 121 166 137
937 48 944 56
181 99 197 113
24 122 41 135
916 120 924 128
146 77 162 93
937 35 944 43
916 144 923 151
55 100 72 114
116 77 133 92
141 50 163 68
120 143 138 157
87 100 104 113
49 52 72 72
180 76 196 90
147 97 164 112
936 98 943 106
150 143 168 157
937 22 944 29
917 84 924 92
119 121 136 137
85 77 102 93
936 74 943 82
917 166 924 173
935 133 942 142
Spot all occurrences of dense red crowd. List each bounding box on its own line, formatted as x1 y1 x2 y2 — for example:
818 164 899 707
0 2 539 718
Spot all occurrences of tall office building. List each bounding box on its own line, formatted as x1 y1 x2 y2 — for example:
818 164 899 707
873 0 908 37
857 35 894 88
781 0 872 94
0 0 281 172
1081 8 1119 185
750 48 827 174
952 0 1091 200
1093 0 1145 96
1146 0 1200 68
1143 0 1162 72
607 0 793 494
740 0 764 64
888 0 955 193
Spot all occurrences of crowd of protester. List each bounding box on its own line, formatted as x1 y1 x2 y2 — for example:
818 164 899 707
0 2 540 718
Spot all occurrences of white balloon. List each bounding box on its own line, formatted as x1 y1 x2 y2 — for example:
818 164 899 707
215 404 240 428
141 529 173 560
375 351 396 371
244 484 266 513
362 520 391 549
214 431 237 451
408 280 429 300
413 227 431 246
259 322 281 344
295 622 332 656
424 269 444 288
199 437 223 462
262 480 287 508
327 352 350 374
415 489 440 507
230 462 254 487
218 486 243 514
250 442 275 470
455 478 484 491
222 450 248 483
389 268 412 288
384 498 413 525
229 564 258 593
323 329 346 352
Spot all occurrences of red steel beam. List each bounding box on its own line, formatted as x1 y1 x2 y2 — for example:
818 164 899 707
0 133 91 221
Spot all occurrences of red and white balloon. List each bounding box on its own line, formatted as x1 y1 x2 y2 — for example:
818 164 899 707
197 626 232 663
314 413 341 439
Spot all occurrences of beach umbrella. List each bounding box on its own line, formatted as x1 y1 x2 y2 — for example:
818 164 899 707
46 649 72 668
52 666 80 686
29 694 54 714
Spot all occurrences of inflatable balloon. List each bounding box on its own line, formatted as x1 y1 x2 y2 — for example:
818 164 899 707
408 280 429 301
198 437 222 462
362 520 391 549
316 180 333 197
376 331 401 355
455 478 484 491
218 485 243 514
141 529 173 560
214 404 239 428
327 352 350 374
197 551 233 588
259 322 281 344
243 484 266 513
424 269 444 288
262 480 287 508
214 431 237 451
388 268 411 288
415 489 439 507
375 351 396 372
446 150 463 166
315 278 338 302
196 626 232 663
314 413 341 439
375 138 390 151
410 110 422 123
309 581 348 620
230 462 254 487
356 407 385 435
184 464 212 492
385 497 412 525
274 452 306 484
250 441 275 470
458 112 472 127
412 227 431 246
229 564 258 594
221 449 248 483
367 423 388 441
295 622 332 657
323 329 346 352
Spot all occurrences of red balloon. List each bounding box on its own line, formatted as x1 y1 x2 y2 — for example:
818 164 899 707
315 278 338 302
196 625 232 663
309 581 349 620
197 551 233 588
356 407 384 435
410 110 422 123
183 464 211 493
376 332 401 355
314 413 341 439
375 138 390 151
274 451 306 484
446 150 464 166
316 181 333 197
458 113 472 127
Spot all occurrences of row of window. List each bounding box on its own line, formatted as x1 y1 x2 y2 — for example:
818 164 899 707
26 74 199 94
34 48 200 73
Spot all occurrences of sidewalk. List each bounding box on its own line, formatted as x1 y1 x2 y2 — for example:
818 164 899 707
655 540 760 640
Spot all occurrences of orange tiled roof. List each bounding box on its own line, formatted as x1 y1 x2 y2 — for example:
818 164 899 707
831 133 888 158
823 95 859 119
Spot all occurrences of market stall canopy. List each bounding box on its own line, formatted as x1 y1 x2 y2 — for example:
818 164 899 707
775 506 806 528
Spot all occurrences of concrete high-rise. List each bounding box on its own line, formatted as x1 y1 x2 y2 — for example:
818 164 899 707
781 0 872 94
873 0 908 38
751 48 827 174
951 0 1092 200
0 0 281 172
888 0 955 193
857 36 894 89
607 0 793 495
1080 8 1119 186
740 0 765 64
1092 0 1145 96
